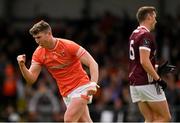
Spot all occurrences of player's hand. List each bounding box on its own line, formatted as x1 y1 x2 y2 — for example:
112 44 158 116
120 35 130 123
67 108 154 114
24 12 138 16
17 54 26 66
157 61 176 76
155 78 167 90
87 82 100 95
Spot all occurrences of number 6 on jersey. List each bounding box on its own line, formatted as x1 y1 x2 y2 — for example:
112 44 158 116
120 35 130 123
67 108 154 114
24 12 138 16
129 40 135 60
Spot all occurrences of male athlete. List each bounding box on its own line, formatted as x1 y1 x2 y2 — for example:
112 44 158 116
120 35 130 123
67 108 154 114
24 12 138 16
17 20 99 122
128 6 171 122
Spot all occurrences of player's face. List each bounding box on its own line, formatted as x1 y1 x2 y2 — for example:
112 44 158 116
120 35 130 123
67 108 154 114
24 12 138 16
33 31 50 47
150 11 157 30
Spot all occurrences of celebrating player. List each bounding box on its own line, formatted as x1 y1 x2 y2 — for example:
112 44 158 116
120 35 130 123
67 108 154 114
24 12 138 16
17 20 99 122
128 6 171 122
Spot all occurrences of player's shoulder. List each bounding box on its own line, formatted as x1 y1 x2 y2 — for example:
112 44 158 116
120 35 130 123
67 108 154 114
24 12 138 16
34 46 45 54
57 38 74 44
57 38 79 47
130 28 148 39
141 31 153 39
133 27 151 38
35 46 44 51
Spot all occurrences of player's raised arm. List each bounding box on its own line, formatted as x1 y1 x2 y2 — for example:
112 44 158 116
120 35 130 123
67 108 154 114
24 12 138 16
17 54 42 84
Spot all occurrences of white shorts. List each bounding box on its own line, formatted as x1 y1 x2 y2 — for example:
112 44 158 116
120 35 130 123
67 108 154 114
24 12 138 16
63 83 93 107
130 84 166 103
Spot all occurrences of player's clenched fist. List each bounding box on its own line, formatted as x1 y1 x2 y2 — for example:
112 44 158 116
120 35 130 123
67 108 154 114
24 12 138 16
17 54 26 65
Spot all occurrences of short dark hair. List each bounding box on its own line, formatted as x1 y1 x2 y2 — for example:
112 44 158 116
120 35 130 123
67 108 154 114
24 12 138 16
29 20 52 35
136 6 156 23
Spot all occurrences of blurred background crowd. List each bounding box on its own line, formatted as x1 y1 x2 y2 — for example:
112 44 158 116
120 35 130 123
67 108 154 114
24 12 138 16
0 0 180 122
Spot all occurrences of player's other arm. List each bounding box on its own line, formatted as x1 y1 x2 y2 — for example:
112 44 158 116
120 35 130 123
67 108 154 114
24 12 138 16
139 49 160 81
17 54 42 84
79 49 99 83
79 49 99 95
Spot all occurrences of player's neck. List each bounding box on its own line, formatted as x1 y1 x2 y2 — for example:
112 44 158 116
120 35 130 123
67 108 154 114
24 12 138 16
48 37 57 50
139 23 151 32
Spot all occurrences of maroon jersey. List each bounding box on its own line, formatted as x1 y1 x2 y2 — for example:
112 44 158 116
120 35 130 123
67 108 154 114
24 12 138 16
128 26 156 85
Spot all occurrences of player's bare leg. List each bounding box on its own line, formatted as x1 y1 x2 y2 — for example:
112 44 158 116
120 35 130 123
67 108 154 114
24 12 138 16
138 101 153 122
64 97 89 122
147 100 171 122
78 105 92 122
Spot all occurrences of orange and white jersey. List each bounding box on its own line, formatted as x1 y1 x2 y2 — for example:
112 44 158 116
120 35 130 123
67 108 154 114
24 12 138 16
32 38 90 96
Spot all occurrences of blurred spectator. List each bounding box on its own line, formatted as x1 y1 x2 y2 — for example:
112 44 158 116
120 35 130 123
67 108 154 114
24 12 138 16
2 63 17 108
28 79 63 122
1 104 20 122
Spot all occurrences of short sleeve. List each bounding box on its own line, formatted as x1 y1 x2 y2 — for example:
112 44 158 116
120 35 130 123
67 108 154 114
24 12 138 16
139 32 153 51
65 41 86 57
32 47 44 65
